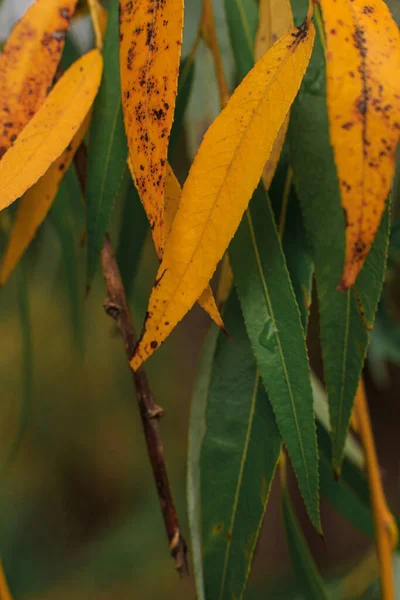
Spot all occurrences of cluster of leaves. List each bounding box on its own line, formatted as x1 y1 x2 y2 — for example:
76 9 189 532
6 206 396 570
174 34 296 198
0 0 400 598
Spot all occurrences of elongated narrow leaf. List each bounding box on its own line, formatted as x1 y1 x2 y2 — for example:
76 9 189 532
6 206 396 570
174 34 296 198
116 175 149 299
282 489 329 600
0 116 90 286
318 0 400 290
131 21 315 369
119 0 184 256
169 56 196 158
49 169 84 352
86 0 128 287
188 291 281 600
255 0 293 189
164 165 224 329
0 0 77 157
0 50 103 213
289 13 389 471
230 186 320 531
225 0 259 78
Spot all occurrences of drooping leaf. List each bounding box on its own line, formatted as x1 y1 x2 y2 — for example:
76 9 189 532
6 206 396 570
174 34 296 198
224 0 259 79
230 185 320 531
131 20 315 369
0 0 78 158
49 169 84 352
289 10 389 472
188 291 281 600
116 173 149 300
0 50 103 213
163 164 224 329
282 488 329 600
318 0 400 290
0 115 90 286
86 0 128 287
169 56 196 158
119 0 184 256
255 0 293 189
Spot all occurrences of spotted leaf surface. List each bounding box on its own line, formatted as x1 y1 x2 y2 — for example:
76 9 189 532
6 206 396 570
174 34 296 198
319 0 400 289
0 115 90 286
131 20 315 369
119 0 184 257
0 50 103 212
0 0 78 158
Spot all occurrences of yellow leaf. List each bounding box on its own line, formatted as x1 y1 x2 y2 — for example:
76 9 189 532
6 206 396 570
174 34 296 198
255 0 293 189
319 0 400 290
119 0 184 257
0 115 91 287
164 164 224 330
0 50 103 213
131 20 315 369
128 156 224 330
0 0 78 158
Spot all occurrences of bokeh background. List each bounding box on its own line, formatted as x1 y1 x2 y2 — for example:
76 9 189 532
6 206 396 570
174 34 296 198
0 1 400 599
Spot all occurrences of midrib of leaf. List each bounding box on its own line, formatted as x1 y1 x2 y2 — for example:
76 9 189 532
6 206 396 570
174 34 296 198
336 289 351 458
234 0 255 52
218 370 260 600
91 101 124 242
245 208 313 504
158 32 307 320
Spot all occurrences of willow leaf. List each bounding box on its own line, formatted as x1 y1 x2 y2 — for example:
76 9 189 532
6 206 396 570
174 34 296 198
288 8 389 472
86 0 128 287
189 291 281 600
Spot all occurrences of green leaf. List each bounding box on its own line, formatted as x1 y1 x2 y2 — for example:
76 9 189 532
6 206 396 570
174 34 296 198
187 325 220 600
288 9 389 472
168 56 196 159
86 0 128 288
3 264 33 467
225 0 319 531
282 488 329 600
230 186 320 531
188 291 281 600
116 175 149 300
224 0 258 79
49 169 84 353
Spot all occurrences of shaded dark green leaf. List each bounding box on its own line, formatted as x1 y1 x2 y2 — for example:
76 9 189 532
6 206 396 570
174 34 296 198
86 0 129 287
230 186 320 531
189 291 281 600
288 8 389 472
282 488 329 600
224 0 258 79
169 56 196 159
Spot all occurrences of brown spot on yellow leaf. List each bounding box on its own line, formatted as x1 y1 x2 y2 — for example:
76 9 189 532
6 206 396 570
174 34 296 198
120 0 184 257
0 0 78 155
319 0 400 290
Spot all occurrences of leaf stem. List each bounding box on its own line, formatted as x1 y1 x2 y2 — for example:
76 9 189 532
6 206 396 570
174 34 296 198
355 377 398 599
87 0 104 51
73 146 189 576
200 0 230 109
279 167 293 239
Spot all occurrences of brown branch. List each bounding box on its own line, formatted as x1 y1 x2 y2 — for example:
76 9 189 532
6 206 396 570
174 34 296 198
73 150 188 577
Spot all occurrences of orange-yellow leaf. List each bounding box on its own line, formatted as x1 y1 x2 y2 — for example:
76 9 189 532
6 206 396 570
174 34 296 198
164 164 224 330
319 0 400 290
0 0 78 158
119 0 184 257
0 115 91 287
0 50 103 213
131 21 315 369
128 156 224 329
255 0 293 189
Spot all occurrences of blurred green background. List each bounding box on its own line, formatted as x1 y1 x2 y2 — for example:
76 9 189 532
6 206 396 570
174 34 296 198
0 1 399 599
